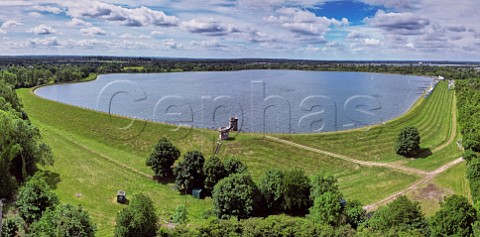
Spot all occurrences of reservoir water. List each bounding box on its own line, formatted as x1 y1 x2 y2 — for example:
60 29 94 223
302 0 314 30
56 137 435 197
35 70 432 134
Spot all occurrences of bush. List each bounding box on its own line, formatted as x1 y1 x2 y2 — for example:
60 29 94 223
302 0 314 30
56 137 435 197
281 169 311 215
114 193 158 237
309 191 343 226
360 196 428 235
17 178 59 224
1 215 26 237
29 204 96 237
203 156 227 194
429 195 477 237
172 204 188 224
344 200 366 229
212 173 262 219
258 169 284 213
146 137 180 177
395 126 421 157
467 159 480 203
224 156 248 174
174 151 205 194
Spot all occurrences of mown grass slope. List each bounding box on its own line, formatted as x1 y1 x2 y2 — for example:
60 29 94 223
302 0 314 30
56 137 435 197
17 80 463 236
18 87 422 236
277 81 461 169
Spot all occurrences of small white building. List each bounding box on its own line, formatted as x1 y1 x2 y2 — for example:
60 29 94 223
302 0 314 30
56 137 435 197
438 75 445 80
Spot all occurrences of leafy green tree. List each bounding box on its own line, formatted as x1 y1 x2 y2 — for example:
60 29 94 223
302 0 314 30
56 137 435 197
310 173 340 198
344 200 366 229
467 159 480 203
360 196 428 235
0 109 53 182
429 195 477 237
309 191 343 226
172 204 188 224
212 173 261 219
174 151 205 193
1 215 26 237
395 126 421 157
0 155 16 199
281 169 311 215
146 137 180 177
0 80 23 112
464 149 478 163
29 204 96 237
258 169 284 213
223 156 248 174
114 193 158 237
203 156 227 194
17 178 59 224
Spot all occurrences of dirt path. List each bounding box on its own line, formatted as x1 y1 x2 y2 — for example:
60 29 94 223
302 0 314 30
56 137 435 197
364 157 464 211
266 88 461 210
265 135 428 176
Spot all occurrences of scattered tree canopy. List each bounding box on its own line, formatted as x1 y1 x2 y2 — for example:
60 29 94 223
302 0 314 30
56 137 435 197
146 137 180 178
203 156 227 194
395 126 421 157
429 195 477 237
212 172 262 219
174 151 205 194
29 204 96 237
114 193 158 237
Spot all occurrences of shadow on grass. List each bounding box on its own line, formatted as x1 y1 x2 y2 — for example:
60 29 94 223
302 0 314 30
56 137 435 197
35 170 61 189
414 148 433 159
153 175 175 184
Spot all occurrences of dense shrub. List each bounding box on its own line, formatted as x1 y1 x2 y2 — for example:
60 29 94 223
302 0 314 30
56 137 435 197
203 156 227 194
395 126 421 157
174 151 205 194
17 178 59 224
29 204 96 237
429 195 477 237
146 137 180 178
212 173 262 219
114 193 158 237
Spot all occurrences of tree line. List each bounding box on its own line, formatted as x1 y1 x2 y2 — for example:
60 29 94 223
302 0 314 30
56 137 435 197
456 78 480 208
1 79 96 236
1 56 479 89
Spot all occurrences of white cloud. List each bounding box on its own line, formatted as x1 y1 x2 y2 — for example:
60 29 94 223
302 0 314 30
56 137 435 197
159 39 182 49
68 18 92 26
364 38 381 46
150 30 164 36
30 5 63 14
264 7 347 42
80 26 106 36
366 10 429 35
28 12 43 18
1 20 23 34
29 37 60 47
191 39 228 49
28 24 56 35
62 1 179 27
181 18 241 36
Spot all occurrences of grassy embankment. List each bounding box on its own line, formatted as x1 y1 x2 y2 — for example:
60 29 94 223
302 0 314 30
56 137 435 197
277 81 461 170
16 80 463 235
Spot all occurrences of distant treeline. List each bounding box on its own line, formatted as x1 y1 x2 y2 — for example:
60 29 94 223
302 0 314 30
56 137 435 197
1 56 480 88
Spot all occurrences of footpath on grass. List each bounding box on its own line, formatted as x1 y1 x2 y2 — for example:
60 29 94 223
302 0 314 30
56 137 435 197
266 89 462 210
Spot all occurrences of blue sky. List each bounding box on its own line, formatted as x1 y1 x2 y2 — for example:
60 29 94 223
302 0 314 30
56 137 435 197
0 0 479 60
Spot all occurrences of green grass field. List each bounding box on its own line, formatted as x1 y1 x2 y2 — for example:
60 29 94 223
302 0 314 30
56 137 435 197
16 80 464 236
